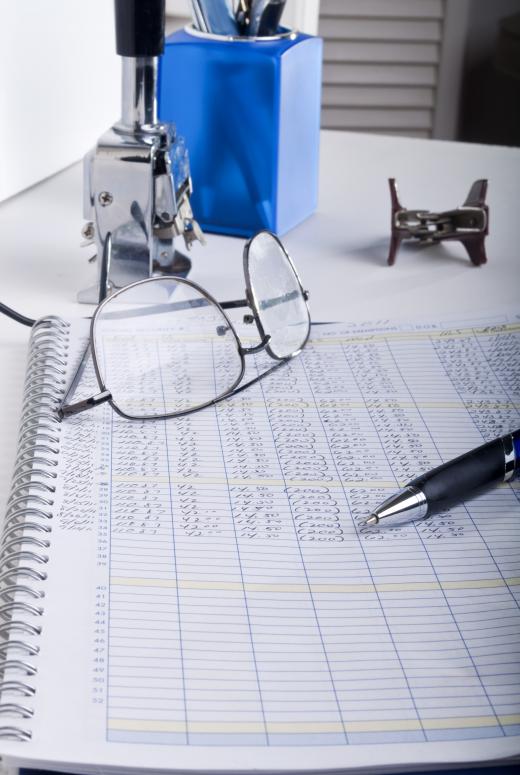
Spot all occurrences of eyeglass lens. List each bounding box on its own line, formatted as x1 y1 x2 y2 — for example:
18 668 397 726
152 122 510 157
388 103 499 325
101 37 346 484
92 279 243 418
247 232 309 359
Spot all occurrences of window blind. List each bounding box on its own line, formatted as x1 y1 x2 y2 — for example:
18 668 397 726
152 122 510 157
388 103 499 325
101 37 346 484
319 0 460 138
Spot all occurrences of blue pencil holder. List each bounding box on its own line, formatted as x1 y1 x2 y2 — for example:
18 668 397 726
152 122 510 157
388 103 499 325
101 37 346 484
158 27 323 237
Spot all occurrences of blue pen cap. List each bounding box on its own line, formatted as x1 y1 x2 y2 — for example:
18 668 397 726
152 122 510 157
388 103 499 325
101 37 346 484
158 27 323 237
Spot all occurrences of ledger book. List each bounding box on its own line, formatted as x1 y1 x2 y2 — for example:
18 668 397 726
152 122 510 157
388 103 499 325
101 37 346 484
0 313 519 773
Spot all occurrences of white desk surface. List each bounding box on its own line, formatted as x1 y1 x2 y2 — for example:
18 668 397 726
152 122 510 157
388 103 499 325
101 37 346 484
1 129 519 517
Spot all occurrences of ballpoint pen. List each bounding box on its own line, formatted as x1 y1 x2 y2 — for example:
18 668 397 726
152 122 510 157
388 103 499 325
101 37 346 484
247 0 271 36
190 0 238 35
190 0 208 32
235 0 252 34
365 429 520 527
257 0 287 36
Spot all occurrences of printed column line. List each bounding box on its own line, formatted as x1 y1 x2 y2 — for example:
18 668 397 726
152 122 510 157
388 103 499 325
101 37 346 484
305 342 427 741
212 340 269 745
385 336 505 736
257 353 350 745
156 341 188 742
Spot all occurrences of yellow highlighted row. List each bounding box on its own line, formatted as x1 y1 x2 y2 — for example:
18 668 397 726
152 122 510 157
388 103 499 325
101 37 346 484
310 322 520 347
111 576 520 594
105 323 520 351
109 714 520 735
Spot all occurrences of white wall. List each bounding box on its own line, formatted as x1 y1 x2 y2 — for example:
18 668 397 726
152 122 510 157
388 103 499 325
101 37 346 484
0 0 120 202
283 0 320 34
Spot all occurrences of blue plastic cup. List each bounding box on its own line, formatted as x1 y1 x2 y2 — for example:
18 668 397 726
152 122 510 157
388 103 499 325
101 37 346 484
159 26 323 237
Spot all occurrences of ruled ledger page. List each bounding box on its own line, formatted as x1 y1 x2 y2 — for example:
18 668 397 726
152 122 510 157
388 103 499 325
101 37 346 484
1 315 519 773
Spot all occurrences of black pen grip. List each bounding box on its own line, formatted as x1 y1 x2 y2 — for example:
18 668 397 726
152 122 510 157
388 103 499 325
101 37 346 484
409 437 505 515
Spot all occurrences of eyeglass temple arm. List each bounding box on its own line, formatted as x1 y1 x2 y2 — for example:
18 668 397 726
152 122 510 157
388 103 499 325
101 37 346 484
58 341 112 419
56 227 112 420
220 298 248 310
60 357 289 420
211 359 289 406
0 301 36 328
221 289 308 312
56 298 253 419
100 291 306 323
57 288 300 418
59 390 112 418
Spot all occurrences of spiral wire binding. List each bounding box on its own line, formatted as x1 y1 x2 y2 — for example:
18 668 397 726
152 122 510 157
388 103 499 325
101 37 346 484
0 317 70 740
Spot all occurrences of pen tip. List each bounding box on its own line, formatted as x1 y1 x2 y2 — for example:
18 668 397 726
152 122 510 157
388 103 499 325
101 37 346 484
365 514 379 526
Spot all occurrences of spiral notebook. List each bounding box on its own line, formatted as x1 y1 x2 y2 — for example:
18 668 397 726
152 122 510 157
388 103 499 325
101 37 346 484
0 312 519 775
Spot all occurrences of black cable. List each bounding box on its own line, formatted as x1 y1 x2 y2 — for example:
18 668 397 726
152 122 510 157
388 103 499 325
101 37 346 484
0 301 36 328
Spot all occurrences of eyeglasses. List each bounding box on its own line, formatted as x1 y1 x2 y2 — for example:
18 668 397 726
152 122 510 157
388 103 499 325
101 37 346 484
59 231 310 421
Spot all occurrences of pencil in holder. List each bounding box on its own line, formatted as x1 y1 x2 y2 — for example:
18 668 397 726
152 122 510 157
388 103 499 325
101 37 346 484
158 26 323 237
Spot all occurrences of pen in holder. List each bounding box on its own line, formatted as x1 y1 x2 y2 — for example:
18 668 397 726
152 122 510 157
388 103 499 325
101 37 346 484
158 26 322 237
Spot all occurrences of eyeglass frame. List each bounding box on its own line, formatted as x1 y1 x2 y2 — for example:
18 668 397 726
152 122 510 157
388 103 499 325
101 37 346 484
59 230 311 422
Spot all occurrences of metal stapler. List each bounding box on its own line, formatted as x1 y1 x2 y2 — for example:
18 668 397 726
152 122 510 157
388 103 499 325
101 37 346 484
79 0 204 303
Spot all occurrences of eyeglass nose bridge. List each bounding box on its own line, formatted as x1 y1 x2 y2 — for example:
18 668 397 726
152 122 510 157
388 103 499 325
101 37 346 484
239 334 272 356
